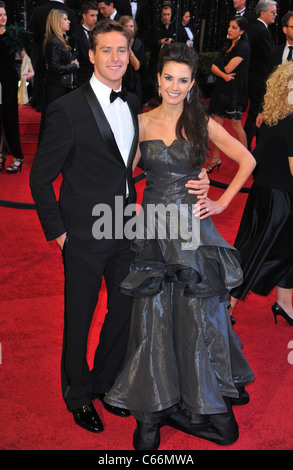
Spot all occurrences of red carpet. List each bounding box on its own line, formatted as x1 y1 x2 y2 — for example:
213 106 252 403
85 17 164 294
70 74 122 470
1 106 293 453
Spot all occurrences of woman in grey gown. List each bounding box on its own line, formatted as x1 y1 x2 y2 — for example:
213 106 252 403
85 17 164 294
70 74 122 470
105 42 256 450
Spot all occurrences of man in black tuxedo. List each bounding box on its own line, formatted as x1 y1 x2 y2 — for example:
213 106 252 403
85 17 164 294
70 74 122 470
244 0 277 150
232 0 256 26
97 1 121 21
27 0 79 110
270 11 293 70
115 0 148 42
30 19 140 433
255 11 293 128
70 2 99 87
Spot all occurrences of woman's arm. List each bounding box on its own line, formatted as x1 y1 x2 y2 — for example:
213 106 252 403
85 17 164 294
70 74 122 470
211 64 235 82
224 56 244 73
194 118 256 219
289 156 293 177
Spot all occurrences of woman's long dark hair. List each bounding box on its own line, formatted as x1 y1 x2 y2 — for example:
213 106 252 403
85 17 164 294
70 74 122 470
157 42 209 168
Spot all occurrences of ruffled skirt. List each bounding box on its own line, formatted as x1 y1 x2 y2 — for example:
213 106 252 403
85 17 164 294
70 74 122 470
105 233 254 415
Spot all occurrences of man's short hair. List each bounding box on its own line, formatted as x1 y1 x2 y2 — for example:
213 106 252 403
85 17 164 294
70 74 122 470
255 0 277 18
89 18 130 52
81 2 99 15
282 11 293 27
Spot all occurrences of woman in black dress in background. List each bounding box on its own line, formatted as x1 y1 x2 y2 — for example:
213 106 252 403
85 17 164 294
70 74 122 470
229 61 293 325
119 15 146 107
0 1 29 174
207 16 250 173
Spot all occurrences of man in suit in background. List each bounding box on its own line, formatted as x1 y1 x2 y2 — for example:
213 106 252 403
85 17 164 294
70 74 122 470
115 0 148 42
70 2 98 87
97 1 121 21
28 0 79 111
233 0 256 26
270 11 293 70
255 11 293 128
244 0 277 150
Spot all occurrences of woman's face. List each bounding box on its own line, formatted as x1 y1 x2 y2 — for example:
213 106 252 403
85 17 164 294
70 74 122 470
124 20 135 37
60 14 70 33
158 61 194 106
227 20 243 41
0 7 7 28
182 12 191 26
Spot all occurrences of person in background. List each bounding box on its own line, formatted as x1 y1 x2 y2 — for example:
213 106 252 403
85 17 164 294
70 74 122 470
0 1 32 174
97 1 121 21
70 2 98 87
39 9 79 142
119 15 146 106
115 0 148 43
232 0 256 26
229 61 293 326
147 3 176 101
244 0 277 150
27 0 79 112
207 16 250 173
178 10 197 48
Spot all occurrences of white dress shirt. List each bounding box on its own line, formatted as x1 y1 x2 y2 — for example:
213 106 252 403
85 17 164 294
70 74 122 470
89 74 135 194
130 2 138 18
282 41 293 63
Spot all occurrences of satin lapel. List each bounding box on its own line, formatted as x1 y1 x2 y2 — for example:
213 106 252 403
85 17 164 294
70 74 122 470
83 81 123 164
126 96 139 168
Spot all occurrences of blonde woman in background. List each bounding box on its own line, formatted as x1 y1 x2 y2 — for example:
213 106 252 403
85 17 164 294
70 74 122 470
39 9 79 142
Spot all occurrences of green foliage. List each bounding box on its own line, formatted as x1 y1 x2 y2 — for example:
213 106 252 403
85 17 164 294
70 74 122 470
197 51 218 78
2 24 33 54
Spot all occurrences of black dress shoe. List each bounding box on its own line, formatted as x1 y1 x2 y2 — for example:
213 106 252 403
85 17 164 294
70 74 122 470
72 404 104 433
92 392 130 417
163 403 239 446
133 421 161 450
230 386 249 405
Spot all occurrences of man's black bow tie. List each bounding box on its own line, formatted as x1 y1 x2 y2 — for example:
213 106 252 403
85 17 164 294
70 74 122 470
110 89 128 103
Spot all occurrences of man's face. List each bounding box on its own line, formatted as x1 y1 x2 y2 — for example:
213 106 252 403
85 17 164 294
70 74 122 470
89 31 129 90
233 0 245 11
261 4 277 25
83 9 98 29
98 2 113 18
283 15 293 44
161 8 172 25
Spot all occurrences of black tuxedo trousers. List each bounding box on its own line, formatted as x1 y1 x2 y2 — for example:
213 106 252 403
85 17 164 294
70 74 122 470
62 235 134 411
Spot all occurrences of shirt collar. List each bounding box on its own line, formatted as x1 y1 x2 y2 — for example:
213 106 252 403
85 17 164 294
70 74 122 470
90 73 121 107
257 18 268 28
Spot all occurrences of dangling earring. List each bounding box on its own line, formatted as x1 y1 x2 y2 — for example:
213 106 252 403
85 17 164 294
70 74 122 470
158 85 161 98
187 90 191 103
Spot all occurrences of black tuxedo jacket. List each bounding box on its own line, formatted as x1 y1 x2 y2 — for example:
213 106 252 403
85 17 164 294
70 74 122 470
70 26 94 87
269 43 286 71
115 0 148 40
247 20 275 94
178 23 197 45
30 81 140 252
